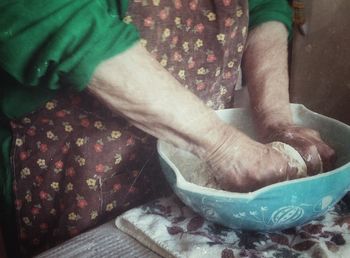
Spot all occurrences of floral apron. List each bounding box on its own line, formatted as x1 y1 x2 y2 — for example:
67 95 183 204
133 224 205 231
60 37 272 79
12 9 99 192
10 0 249 256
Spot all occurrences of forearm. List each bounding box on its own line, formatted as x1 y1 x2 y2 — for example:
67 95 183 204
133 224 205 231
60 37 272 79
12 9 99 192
88 42 307 191
242 22 336 173
242 21 293 137
88 42 242 158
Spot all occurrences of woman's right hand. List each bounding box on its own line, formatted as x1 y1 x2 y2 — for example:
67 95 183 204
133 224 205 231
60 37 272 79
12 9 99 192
204 125 300 192
89 43 299 193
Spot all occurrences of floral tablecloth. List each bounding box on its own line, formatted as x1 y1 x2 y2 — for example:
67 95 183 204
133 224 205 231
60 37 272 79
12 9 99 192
116 195 350 258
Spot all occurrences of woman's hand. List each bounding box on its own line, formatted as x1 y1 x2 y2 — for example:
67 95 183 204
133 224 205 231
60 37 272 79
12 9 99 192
242 21 336 177
204 125 300 192
241 21 336 176
261 125 336 175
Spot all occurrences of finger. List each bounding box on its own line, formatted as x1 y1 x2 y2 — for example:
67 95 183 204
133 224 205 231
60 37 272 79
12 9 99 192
278 137 322 176
254 151 290 188
300 129 337 172
314 141 337 172
300 128 322 139
286 165 299 180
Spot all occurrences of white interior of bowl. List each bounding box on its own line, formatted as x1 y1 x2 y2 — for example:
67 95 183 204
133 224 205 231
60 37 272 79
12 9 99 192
157 104 350 199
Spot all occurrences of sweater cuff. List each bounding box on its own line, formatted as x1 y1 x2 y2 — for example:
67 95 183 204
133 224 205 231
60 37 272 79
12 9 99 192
249 1 293 39
64 22 140 91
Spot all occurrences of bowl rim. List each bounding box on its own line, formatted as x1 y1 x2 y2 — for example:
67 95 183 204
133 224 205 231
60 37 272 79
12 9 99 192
157 104 350 199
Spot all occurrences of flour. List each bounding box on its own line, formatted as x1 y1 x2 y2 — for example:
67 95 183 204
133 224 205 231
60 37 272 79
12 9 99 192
168 141 309 190
169 149 221 189
268 141 308 178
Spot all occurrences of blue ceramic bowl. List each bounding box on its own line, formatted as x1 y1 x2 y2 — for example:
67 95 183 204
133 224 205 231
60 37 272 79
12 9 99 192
157 104 350 231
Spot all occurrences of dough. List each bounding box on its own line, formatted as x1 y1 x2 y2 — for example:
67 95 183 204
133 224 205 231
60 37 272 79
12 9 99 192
169 150 220 189
170 141 309 190
268 141 308 179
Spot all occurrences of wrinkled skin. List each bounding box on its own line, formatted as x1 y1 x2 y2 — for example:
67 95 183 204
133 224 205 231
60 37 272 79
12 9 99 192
205 127 301 193
241 22 336 187
262 125 337 175
90 27 336 194
205 124 337 193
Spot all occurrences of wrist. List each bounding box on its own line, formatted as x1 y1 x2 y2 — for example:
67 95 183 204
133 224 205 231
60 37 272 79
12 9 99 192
191 122 237 160
252 104 293 140
198 123 254 166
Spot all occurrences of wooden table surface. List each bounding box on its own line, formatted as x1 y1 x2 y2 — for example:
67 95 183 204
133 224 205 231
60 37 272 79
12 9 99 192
35 220 161 258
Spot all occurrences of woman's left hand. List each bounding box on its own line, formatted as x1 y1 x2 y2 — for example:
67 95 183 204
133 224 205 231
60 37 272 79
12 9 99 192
262 125 336 175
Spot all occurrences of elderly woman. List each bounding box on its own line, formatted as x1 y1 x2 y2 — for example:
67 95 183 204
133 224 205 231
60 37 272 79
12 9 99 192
0 0 335 256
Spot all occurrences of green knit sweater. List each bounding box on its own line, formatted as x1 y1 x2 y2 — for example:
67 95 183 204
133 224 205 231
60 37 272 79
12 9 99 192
0 0 292 221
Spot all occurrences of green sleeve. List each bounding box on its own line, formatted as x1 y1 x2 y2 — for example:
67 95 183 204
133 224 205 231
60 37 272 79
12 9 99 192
0 127 12 214
248 0 293 37
0 0 139 92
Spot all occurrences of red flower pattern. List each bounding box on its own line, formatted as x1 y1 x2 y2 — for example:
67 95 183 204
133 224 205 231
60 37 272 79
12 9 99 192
95 164 105 173
77 199 88 209
159 9 168 20
39 191 49 200
66 167 75 177
11 0 249 256
174 0 182 9
207 54 217 63
55 110 66 118
19 151 29 161
55 160 64 169
80 118 90 128
39 143 48 153
26 128 36 136
223 0 232 7
39 223 48 230
113 183 122 192
31 207 40 215
189 1 197 11
132 196 350 258
94 143 103 152
144 16 154 27
194 23 205 33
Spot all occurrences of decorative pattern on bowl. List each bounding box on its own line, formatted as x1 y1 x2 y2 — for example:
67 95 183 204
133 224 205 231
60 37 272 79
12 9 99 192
157 104 350 231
